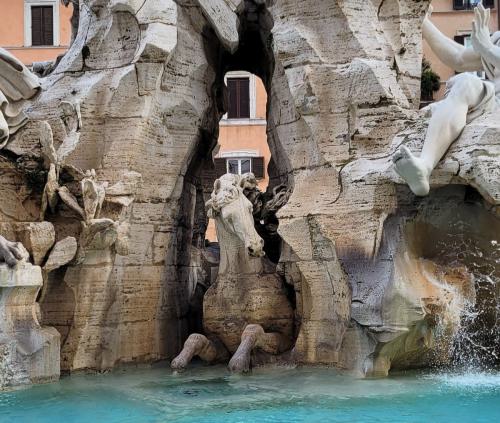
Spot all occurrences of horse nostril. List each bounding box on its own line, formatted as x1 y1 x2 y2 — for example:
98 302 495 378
248 246 255 254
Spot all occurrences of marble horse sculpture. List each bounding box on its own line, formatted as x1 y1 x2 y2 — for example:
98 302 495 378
171 173 294 373
393 2 498 196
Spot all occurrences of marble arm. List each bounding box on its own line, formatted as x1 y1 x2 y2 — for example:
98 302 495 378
474 42 500 69
423 17 483 72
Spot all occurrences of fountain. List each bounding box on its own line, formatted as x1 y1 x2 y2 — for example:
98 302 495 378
0 0 498 420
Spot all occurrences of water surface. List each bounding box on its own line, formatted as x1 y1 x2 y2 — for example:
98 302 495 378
1 365 499 422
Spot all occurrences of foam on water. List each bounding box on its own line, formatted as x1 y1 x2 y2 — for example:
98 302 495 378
429 371 500 389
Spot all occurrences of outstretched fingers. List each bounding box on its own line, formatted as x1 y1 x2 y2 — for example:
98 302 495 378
476 2 490 28
477 3 485 25
474 7 482 28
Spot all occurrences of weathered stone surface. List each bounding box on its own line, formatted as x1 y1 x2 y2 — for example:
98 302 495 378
388 111 500 205
1 0 497 379
43 237 78 273
194 0 240 53
0 261 60 389
0 222 55 266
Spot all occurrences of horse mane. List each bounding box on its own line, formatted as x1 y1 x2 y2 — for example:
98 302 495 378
206 173 244 215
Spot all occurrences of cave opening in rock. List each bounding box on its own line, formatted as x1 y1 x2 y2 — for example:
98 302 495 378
173 2 295 341
204 70 270 244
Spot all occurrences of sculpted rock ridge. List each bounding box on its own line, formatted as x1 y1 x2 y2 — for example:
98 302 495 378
0 0 497 387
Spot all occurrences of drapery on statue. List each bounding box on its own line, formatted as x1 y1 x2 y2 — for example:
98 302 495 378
0 47 40 147
393 2 498 196
171 173 294 373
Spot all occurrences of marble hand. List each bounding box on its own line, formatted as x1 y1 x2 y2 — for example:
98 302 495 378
0 235 24 267
471 2 493 54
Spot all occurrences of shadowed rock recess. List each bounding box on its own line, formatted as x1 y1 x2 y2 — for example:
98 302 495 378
0 0 498 387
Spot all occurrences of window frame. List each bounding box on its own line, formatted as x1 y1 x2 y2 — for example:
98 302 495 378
226 157 253 175
222 71 257 122
453 0 495 10
24 0 60 47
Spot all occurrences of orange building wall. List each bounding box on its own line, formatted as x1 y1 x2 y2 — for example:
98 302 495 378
207 75 269 241
0 0 73 65
218 76 270 191
254 76 267 119
424 0 498 99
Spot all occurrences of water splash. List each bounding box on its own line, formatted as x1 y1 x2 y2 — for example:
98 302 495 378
429 370 500 391
431 207 500 370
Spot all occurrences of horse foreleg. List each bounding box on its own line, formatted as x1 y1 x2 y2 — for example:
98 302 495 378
171 333 226 371
228 324 288 373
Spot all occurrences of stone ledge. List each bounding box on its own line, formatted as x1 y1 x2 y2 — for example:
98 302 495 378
0 263 43 288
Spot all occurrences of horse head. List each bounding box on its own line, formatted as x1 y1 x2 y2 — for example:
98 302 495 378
206 173 264 258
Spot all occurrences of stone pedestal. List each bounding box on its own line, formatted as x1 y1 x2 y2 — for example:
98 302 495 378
0 262 60 390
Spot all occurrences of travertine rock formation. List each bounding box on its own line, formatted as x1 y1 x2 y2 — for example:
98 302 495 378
0 0 497 382
0 249 60 390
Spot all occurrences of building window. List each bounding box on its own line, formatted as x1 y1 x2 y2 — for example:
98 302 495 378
227 158 252 175
214 156 265 178
453 0 494 10
31 6 54 46
24 1 60 47
227 77 250 119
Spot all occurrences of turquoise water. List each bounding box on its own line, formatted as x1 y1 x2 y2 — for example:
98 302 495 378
1 365 499 423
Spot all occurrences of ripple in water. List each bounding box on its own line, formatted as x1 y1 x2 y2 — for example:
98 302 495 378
1 366 499 422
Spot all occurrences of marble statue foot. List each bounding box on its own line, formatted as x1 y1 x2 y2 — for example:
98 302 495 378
171 333 219 371
228 324 286 373
392 146 431 196
228 334 254 373
0 236 25 267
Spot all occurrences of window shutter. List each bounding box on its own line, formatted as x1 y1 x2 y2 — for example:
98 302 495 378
214 158 227 177
31 6 53 46
252 157 265 179
239 78 250 118
227 79 238 118
227 77 250 119
42 6 54 45
31 7 43 46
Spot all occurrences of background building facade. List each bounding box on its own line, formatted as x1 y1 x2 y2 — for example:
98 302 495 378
206 71 270 241
424 0 498 99
0 0 72 65
215 71 270 191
